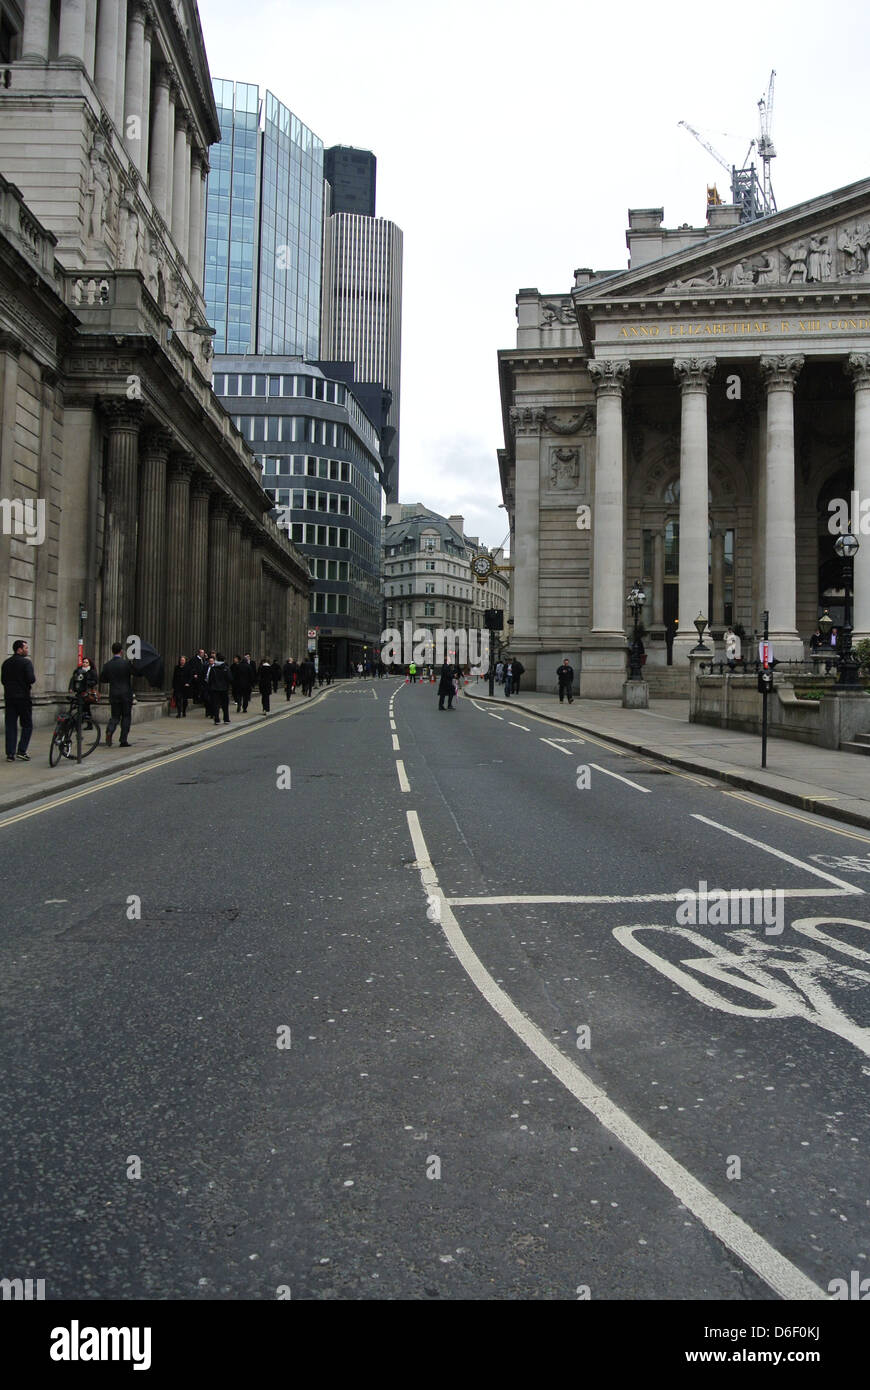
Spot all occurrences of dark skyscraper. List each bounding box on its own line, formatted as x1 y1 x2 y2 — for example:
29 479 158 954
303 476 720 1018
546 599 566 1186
324 146 377 218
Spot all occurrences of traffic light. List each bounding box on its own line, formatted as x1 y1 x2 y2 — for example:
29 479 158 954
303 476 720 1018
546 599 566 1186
484 609 504 631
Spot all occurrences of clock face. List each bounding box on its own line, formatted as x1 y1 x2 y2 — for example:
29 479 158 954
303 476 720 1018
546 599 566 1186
472 554 492 578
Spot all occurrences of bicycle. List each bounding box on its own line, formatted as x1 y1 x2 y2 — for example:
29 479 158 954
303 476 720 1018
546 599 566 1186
49 695 101 765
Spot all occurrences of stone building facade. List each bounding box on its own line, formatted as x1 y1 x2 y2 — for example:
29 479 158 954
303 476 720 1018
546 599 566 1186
0 0 309 702
498 179 870 696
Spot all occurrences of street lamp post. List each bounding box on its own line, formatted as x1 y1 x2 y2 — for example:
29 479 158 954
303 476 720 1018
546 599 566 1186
626 581 646 681
692 611 710 653
834 533 861 686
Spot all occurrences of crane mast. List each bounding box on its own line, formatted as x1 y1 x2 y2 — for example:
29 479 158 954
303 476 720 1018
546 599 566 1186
679 70 777 223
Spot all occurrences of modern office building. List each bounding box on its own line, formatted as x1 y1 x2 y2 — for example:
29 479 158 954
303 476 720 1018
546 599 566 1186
215 358 386 673
205 80 324 357
382 505 510 665
324 146 377 218
0 0 309 706
321 213 403 502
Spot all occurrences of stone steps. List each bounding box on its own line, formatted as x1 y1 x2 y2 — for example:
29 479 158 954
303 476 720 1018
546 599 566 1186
642 667 690 697
841 732 870 755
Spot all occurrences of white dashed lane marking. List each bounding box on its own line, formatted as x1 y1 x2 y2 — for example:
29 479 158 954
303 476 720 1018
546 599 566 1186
588 762 651 794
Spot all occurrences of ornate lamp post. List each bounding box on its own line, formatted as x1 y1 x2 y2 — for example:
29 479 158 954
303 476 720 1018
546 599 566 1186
626 580 646 681
692 611 710 653
834 533 861 687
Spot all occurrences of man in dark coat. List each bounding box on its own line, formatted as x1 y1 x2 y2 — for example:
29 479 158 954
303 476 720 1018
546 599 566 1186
509 658 525 695
283 658 297 700
206 652 231 724
172 655 191 717
233 655 253 712
271 658 281 693
437 662 456 710
2 638 36 761
258 660 273 715
557 659 574 703
99 641 134 747
300 657 315 696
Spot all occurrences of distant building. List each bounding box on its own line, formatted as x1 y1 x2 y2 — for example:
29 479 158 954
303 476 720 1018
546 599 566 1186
382 505 509 665
321 213 403 502
215 358 386 673
325 146 376 218
205 80 324 357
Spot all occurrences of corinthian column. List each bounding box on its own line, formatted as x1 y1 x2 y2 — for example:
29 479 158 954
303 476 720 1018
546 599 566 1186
207 494 231 650
508 405 544 656
114 0 128 129
58 0 88 64
124 2 146 172
135 429 171 654
149 68 171 217
760 355 804 655
94 0 119 123
164 454 193 665
673 356 716 662
140 15 152 176
101 401 143 649
187 473 211 653
226 509 243 657
188 150 203 281
846 353 870 641
172 115 189 255
588 359 630 634
84 0 97 76
21 0 51 61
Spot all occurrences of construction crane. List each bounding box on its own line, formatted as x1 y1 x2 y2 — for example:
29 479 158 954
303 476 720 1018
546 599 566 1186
679 71 777 224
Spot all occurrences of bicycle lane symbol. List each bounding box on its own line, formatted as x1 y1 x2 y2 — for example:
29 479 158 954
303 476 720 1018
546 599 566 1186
613 917 870 1060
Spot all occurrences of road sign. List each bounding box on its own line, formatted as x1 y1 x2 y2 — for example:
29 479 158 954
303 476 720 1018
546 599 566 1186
307 629 317 638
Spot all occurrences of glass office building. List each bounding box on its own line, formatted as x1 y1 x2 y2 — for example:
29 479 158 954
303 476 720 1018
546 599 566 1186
214 358 385 675
205 81 324 357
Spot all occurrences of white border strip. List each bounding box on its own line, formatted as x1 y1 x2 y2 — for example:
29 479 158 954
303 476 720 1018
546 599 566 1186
692 815 864 895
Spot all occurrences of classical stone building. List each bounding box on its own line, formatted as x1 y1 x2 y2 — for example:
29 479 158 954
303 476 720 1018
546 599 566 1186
498 179 870 696
0 0 309 706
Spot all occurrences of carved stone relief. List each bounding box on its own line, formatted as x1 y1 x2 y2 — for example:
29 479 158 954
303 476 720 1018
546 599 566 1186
663 217 870 292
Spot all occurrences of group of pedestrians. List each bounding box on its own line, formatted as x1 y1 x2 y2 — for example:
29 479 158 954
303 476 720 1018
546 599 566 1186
170 651 327 721
492 658 526 696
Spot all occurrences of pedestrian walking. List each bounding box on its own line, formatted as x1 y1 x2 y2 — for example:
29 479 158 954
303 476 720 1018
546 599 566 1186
69 657 99 701
258 660 273 714
438 661 456 710
300 656 315 696
509 658 525 694
557 658 574 703
100 641 134 747
283 658 298 699
271 658 281 694
234 655 252 712
2 638 36 762
503 659 513 696
172 655 191 716
495 660 504 685
207 652 231 724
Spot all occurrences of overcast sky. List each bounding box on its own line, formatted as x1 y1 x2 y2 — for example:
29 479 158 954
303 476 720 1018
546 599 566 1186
199 0 870 549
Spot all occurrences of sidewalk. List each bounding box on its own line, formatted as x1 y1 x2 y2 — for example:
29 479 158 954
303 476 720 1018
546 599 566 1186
469 686 870 832
0 690 331 817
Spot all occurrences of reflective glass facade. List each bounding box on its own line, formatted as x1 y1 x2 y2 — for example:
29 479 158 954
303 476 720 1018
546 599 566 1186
205 82 324 357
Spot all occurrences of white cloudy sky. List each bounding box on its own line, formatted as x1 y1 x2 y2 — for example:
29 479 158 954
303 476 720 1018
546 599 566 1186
199 0 870 548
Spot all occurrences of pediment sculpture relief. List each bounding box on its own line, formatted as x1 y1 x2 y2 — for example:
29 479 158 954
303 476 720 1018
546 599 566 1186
664 219 870 293
540 299 576 327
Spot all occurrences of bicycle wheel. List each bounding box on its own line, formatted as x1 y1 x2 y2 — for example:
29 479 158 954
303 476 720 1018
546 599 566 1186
49 724 69 766
78 718 101 757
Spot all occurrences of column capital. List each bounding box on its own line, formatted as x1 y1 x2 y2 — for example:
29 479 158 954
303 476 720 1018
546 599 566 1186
167 451 195 482
141 428 174 459
759 354 804 390
128 1 148 25
673 356 716 392
210 491 232 519
153 62 171 90
100 398 144 431
0 330 23 358
227 504 245 530
190 469 213 501
587 358 630 398
845 352 870 390
509 405 546 437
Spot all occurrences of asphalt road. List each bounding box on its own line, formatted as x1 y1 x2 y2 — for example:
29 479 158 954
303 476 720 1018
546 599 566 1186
1 677 869 1301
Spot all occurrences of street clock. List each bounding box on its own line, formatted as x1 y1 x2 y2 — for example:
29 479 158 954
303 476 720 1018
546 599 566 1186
471 552 494 582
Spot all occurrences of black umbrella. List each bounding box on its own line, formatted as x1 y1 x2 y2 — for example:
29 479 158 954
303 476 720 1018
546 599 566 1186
132 641 164 688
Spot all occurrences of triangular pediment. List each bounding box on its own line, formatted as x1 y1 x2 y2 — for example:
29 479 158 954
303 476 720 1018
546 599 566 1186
575 174 870 306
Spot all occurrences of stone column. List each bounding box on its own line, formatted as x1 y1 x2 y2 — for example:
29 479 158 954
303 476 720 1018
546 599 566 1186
58 0 88 64
33 369 58 687
165 80 177 229
846 353 870 641
164 454 193 665
673 357 715 662
652 530 664 627
84 0 97 76
172 115 189 256
0 335 22 650
588 359 630 634
188 151 203 282
207 494 230 650
149 67 171 219
114 0 128 130
140 16 152 178
711 528 726 627
94 0 119 123
101 401 143 649
508 404 543 661
187 473 211 653
135 429 171 654
123 2 146 172
760 354 804 654
226 509 243 657
251 537 265 659
21 0 51 61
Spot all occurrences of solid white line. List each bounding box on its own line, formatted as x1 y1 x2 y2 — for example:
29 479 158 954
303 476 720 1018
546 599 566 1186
509 722 530 731
446 888 853 907
540 738 573 755
488 713 504 721
395 759 410 793
588 762 652 794
692 814 864 895
405 809 825 1302
392 733 401 751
